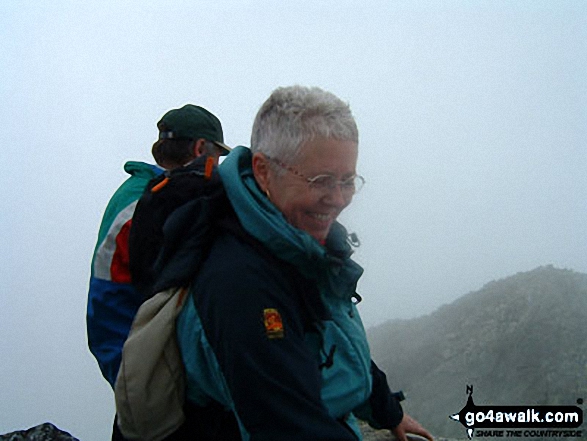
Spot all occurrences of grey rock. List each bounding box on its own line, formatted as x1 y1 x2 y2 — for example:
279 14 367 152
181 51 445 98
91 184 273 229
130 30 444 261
0 423 79 441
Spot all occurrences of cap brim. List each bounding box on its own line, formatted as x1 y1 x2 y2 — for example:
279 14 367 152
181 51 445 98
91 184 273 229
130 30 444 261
213 141 232 156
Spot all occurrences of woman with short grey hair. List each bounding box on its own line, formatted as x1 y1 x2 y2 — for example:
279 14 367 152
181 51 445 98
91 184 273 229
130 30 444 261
171 85 433 440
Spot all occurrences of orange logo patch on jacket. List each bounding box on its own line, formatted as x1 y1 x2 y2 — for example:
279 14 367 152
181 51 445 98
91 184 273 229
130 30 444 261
263 308 284 339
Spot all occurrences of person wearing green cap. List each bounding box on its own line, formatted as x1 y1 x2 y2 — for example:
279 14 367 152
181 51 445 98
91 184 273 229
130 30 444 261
86 104 230 440
152 104 231 169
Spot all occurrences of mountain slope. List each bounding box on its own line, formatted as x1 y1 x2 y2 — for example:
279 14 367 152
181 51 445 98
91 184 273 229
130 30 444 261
368 266 587 438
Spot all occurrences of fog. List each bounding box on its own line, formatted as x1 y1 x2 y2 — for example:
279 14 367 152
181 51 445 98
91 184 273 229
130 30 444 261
1 1 585 439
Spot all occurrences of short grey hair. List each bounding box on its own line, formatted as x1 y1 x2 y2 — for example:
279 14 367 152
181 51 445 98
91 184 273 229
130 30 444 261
250 86 358 164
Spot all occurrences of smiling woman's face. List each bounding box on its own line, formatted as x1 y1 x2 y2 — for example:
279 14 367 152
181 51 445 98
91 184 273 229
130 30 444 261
254 136 358 242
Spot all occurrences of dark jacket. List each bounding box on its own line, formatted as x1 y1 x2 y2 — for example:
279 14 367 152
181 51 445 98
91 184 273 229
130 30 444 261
171 147 403 440
128 155 229 299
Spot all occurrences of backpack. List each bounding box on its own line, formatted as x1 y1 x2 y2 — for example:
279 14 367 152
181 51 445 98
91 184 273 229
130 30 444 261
128 155 229 299
116 155 230 441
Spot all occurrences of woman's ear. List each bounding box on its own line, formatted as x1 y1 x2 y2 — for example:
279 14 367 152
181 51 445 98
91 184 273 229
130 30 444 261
252 152 271 193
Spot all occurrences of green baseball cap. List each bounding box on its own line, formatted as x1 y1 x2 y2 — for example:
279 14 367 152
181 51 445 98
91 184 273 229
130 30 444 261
157 104 231 155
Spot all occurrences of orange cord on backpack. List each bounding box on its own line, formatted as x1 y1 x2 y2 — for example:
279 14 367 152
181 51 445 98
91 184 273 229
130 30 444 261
204 156 214 180
151 177 169 193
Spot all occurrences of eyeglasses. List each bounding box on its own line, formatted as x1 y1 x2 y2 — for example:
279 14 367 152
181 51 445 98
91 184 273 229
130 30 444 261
265 155 365 196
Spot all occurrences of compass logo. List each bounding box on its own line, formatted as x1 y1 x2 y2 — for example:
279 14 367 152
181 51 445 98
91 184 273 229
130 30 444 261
450 385 583 439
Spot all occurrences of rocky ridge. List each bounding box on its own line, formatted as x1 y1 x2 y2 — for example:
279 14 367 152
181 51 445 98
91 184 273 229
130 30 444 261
368 266 587 439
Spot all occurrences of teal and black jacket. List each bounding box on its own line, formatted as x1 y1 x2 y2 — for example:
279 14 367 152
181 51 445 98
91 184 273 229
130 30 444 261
169 147 403 440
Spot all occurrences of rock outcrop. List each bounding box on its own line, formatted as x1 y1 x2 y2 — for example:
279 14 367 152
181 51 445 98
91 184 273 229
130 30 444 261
0 423 79 441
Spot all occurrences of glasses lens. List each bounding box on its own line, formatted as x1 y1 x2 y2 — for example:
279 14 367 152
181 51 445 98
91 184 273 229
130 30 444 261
338 175 365 195
308 175 365 195
308 175 336 191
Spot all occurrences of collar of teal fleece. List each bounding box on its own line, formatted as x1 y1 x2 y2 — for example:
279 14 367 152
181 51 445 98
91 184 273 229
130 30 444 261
218 146 363 297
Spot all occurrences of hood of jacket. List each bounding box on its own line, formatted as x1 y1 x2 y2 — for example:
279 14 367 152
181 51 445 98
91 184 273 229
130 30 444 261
123 160 163 179
218 146 364 300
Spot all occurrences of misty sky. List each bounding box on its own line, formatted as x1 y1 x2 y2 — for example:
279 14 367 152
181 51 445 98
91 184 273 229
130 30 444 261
1 1 585 440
